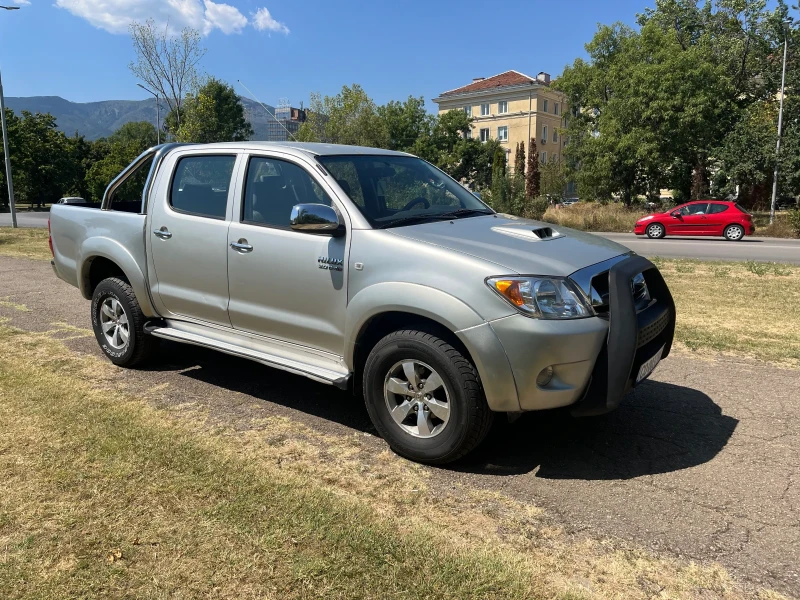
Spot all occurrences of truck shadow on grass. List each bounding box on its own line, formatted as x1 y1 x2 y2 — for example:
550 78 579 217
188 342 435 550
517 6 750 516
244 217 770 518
147 342 737 481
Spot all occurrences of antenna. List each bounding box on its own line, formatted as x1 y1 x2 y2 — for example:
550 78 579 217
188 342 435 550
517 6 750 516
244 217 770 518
237 79 298 142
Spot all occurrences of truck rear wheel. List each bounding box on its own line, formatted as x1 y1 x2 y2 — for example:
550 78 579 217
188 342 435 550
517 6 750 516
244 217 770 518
91 277 158 367
363 329 494 464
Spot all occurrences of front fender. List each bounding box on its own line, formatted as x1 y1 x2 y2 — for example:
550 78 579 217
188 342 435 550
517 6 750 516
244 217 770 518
79 237 157 317
344 282 520 412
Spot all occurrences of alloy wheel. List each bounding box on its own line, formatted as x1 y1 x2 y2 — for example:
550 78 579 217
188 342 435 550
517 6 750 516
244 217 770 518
384 360 451 438
99 297 129 350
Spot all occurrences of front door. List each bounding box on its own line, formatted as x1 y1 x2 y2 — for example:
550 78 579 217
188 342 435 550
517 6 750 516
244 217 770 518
149 152 239 327
226 154 348 356
670 203 709 235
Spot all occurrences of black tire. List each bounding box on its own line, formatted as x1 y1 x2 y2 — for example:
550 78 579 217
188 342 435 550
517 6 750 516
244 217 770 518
724 224 745 241
363 329 494 465
646 222 666 239
91 277 159 367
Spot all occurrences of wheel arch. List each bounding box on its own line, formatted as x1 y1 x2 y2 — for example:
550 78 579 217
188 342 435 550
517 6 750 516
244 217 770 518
78 237 157 317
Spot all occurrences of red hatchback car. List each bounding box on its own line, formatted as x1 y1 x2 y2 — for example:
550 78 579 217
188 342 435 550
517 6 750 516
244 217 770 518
634 200 756 241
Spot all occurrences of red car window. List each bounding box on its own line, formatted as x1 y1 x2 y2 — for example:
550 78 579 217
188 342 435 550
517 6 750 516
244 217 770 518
707 203 729 214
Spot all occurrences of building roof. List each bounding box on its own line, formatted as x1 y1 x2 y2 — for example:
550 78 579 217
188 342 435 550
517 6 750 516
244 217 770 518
439 70 544 97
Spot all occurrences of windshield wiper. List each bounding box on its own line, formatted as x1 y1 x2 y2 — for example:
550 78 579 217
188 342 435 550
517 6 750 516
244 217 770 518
376 215 453 229
435 208 494 219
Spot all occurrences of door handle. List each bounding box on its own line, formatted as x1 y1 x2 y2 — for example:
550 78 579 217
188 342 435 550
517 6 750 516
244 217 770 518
153 228 172 239
230 240 253 253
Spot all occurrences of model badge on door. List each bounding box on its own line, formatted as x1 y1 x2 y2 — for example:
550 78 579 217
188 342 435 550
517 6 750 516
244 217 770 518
318 256 343 271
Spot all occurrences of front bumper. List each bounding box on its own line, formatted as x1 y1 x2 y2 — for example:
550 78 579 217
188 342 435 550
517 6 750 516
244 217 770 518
471 255 675 415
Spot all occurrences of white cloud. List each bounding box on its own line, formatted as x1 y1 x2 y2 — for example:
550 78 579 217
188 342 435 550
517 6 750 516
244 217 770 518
54 0 267 36
12 0 32 6
252 7 289 34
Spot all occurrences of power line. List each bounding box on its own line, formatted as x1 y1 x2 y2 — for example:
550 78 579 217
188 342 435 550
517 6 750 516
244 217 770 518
236 80 298 142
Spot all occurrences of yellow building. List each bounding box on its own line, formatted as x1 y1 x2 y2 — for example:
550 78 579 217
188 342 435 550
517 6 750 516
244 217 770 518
433 70 568 171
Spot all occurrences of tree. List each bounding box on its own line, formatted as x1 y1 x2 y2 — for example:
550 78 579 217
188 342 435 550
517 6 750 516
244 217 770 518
298 85 389 148
85 122 158 202
377 96 434 152
171 78 253 143
490 147 509 211
526 138 540 199
515 140 526 175
0 110 75 208
129 19 206 129
540 156 568 198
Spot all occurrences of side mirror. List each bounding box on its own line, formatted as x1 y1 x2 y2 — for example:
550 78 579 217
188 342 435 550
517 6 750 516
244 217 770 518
671 211 681 218
290 204 345 237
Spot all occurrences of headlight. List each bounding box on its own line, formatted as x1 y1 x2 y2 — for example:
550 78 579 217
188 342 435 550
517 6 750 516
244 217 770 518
486 276 592 319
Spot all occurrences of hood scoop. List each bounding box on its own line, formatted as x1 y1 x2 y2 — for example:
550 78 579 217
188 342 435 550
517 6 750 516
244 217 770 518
491 225 564 242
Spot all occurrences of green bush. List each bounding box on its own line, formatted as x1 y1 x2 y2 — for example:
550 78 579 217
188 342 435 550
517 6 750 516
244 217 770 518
526 196 550 220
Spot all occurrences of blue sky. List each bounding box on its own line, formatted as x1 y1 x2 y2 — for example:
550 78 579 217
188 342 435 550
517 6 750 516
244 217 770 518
0 0 656 111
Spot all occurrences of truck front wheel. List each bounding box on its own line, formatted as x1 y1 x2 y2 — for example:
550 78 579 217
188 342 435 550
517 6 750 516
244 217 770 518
363 329 494 464
91 277 159 367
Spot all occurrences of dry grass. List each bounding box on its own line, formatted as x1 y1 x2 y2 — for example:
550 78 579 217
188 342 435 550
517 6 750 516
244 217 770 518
0 322 785 599
0 227 51 261
751 211 798 238
652 257 800 367
542 203 648 233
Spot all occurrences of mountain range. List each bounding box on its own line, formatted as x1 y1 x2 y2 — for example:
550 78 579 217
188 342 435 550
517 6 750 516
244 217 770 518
5 96 280 141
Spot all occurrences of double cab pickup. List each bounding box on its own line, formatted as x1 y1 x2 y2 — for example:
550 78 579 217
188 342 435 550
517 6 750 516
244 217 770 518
50 142 675 464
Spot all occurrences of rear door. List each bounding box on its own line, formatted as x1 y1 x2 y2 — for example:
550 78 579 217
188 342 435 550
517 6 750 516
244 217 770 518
148 150 241 327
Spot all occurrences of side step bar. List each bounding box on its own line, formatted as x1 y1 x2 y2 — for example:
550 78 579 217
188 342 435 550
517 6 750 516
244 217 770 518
144 323 351 390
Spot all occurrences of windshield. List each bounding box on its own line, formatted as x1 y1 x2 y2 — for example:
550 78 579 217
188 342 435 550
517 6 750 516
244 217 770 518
316 154 492 228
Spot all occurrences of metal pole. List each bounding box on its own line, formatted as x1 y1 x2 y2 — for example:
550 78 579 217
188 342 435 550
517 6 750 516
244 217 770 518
0 67 17 228
155 95 160 144
770 31 789 225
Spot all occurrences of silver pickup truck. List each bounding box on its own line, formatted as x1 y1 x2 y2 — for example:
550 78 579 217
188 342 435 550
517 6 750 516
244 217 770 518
49 142 675 464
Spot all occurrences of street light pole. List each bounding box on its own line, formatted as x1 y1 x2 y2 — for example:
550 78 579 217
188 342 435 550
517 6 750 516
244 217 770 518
0 5 19 227
770 23 791 225
137 83 160 144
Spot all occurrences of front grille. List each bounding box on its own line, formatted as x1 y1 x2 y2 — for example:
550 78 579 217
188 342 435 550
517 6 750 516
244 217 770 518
637 309 669 348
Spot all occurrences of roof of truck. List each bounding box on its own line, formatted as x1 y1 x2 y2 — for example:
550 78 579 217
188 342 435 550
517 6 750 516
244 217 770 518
173 141 411 157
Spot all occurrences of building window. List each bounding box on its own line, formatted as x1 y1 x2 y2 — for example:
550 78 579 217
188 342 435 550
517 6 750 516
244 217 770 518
542 125 548 142
465 129 472 139
480 103 490 116
542 99 549 113
480 128 490 142
554 103 559 116
552 153 558 163
497 126 508 142
553 130 558 143
462 105 472 117
540 151 547 164
498 101 508 114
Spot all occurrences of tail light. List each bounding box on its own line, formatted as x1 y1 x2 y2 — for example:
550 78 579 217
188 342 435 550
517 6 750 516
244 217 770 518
743 213 753 221
48 219 54 257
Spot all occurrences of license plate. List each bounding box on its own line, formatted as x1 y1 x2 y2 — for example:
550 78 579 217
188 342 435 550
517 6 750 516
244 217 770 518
636 345 664 383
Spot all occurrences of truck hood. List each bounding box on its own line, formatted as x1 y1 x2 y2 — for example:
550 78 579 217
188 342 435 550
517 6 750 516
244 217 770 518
387 215 630 276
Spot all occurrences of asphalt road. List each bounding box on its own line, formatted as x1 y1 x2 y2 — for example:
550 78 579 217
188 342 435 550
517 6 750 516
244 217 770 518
598 232 800 264
1 254 798 596
0 211 50 228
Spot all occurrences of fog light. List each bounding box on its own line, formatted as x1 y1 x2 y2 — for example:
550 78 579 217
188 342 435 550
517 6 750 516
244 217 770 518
536 366 554 387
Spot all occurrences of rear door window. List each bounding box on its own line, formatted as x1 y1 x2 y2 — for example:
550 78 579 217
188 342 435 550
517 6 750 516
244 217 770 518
170 155 237 219
707 203 729 214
